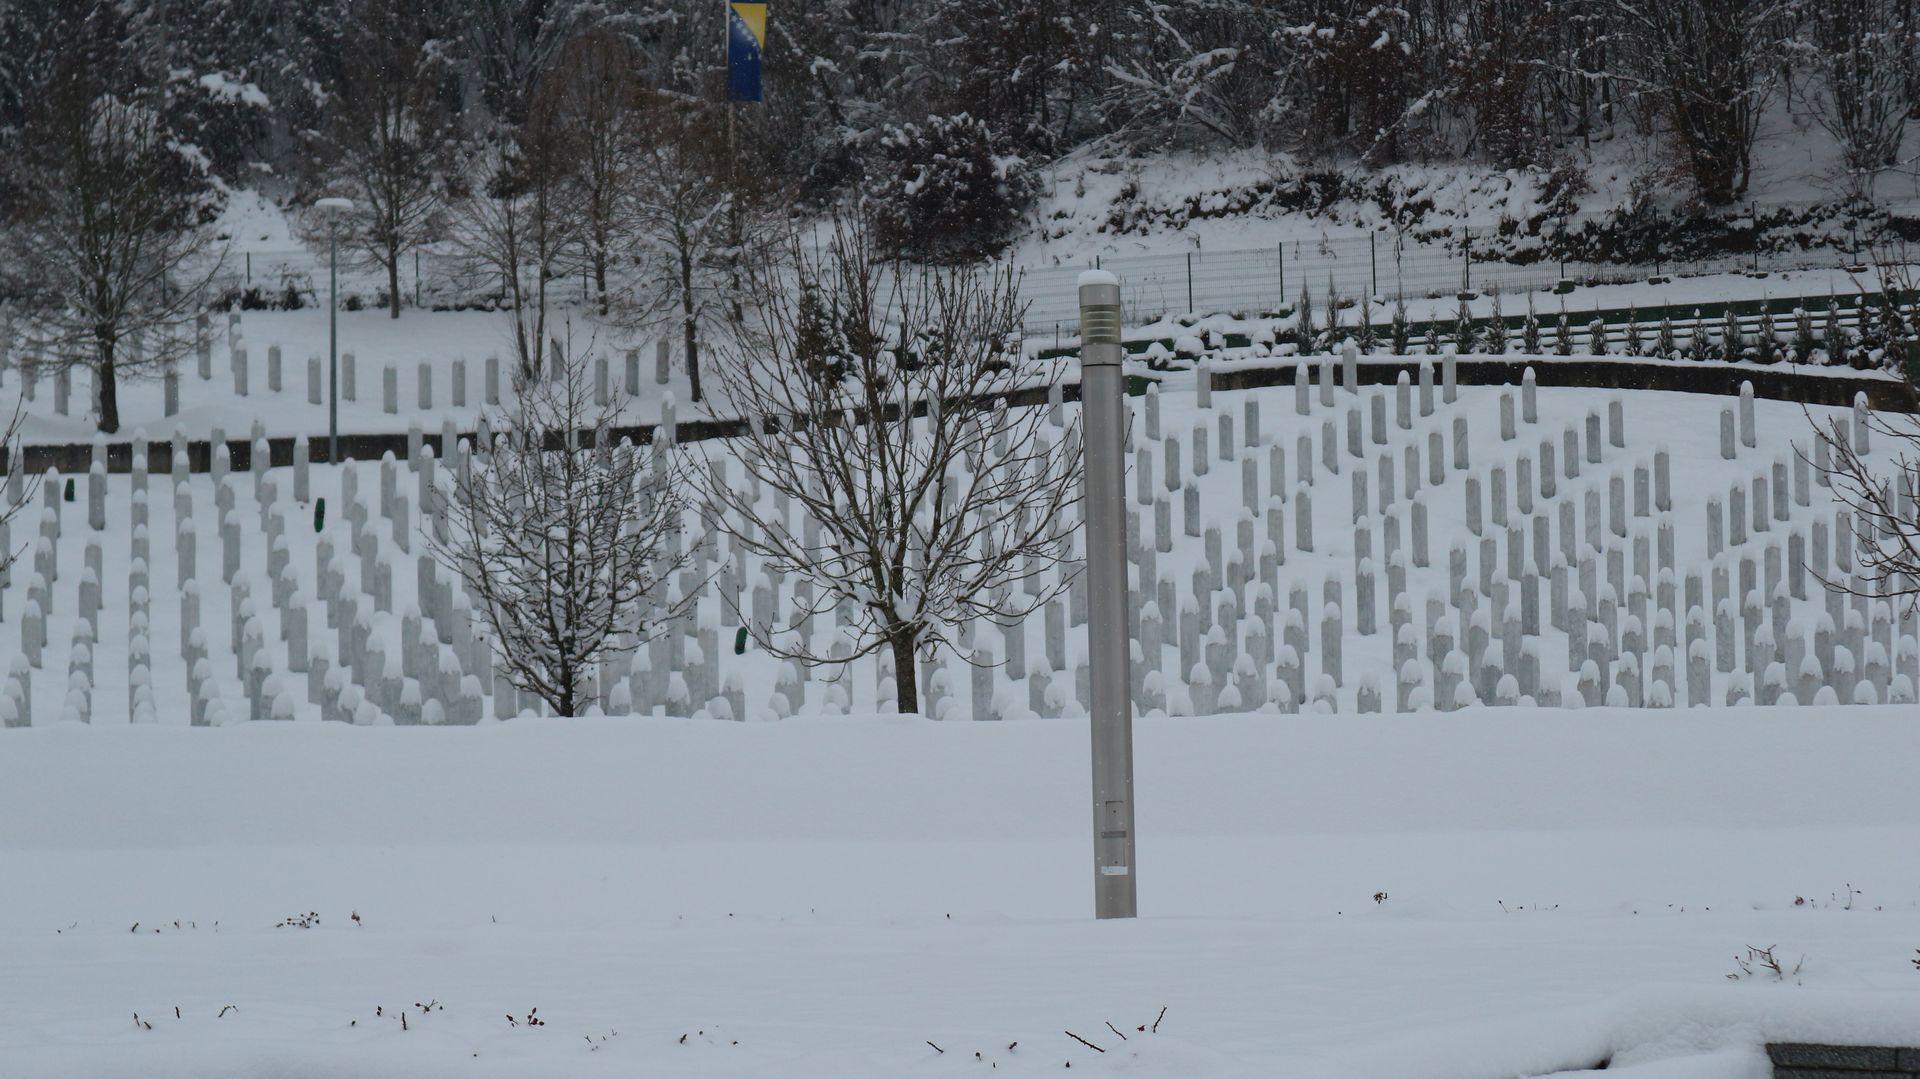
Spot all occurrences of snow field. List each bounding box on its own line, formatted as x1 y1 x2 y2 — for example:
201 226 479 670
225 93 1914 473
4 711 1920 1077
0 351 1916 729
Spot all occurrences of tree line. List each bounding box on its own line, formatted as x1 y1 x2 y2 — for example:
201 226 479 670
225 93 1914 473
2 0 1917 432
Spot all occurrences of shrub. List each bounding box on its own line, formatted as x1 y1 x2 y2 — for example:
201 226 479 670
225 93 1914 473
864 114 1038 263
1390 297 1411 353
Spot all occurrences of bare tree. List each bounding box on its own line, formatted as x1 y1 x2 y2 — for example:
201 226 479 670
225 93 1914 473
0 10 218 434
1604 0 1789 204
1808 396 1920 607
449 92 579 383
429 337 691 718
699 223 1082 714
1802 0 1917 202
621 95 756 404
0 398 46 576
313 0 453 319
1808 242 1920 607
546 24 645 315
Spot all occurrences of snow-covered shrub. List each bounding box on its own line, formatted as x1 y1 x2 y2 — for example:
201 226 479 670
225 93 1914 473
1791 308 1817 362
1521 296 1542 354
1719 307 1746 361
1355 301 1378 353
1686 310 1712 361
1824 299 1851 363
1754 307 1779 364
864 114 1038 263
1452 299 1476 353
1291 284 1316 355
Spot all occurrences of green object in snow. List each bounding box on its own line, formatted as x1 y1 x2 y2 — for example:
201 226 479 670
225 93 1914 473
64 478 74 502
734 627 748 655
314 497 326 533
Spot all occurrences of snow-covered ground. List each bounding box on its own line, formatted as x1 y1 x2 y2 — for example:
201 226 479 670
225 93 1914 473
3 710 1918 1077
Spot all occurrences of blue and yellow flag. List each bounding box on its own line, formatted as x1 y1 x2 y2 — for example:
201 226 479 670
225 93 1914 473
727 2 766 103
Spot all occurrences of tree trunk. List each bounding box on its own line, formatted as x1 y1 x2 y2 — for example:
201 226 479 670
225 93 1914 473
95 346 120 434
681 250 702 402
387 250 402 318
889 624 920 715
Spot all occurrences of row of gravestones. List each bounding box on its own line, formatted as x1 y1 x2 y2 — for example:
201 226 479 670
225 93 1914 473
2 350 1916 724
0 310 678 423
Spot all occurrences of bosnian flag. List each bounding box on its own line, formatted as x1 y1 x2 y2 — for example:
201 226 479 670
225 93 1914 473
727 2 766 103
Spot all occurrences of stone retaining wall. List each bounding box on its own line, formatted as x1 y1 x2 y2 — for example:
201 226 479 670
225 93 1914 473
1770 1043 1920 1078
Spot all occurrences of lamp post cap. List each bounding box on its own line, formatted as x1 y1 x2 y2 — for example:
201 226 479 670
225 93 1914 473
1078 269 1119 288
313 197 355 214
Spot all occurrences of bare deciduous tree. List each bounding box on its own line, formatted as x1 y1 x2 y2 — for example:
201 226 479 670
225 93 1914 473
1808 242 1920 607
1604 0 1789 204
1802 0 1917 202
429 338 691 718
546 25 645 315
0 9 218 434
621 95 760 404
699 223 1081 714
1808 397 1920 607
314 0 453 319
450 92 579 383
0 398 46 575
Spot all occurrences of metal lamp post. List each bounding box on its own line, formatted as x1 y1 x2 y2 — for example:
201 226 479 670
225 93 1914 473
1078 270 1137 920
313 197 354 462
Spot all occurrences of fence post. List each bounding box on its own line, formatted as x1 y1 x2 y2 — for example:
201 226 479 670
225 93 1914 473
415 250 422 308
1551 212 1566 282
1278 241 1285 306
1750 203 1760 273
245 252 251 285
1462 228 1472 293
1186 252 1195 315
1369 234 1377 298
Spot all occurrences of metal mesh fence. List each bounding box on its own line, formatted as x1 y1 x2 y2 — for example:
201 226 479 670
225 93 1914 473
1014 225 1876 343
214 203 1882 339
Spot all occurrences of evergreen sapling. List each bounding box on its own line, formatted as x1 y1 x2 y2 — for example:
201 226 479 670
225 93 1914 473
1823 297 1850 365
1688 309 1711 360
1390 296 1411 354
1453 297 1477 354
1791 307 1817 363
1720 307 1746 362
1754 306 1778 364
1295 282 1317 356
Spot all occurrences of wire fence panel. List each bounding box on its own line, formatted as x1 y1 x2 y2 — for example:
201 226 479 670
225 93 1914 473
211 199 1883 338
1014 239 1875 337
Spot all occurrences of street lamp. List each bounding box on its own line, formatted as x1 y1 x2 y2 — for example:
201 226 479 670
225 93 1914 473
313 197 354 463
1078 269 1136 920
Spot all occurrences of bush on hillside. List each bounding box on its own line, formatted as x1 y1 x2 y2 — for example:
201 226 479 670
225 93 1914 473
864 114 1038 263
